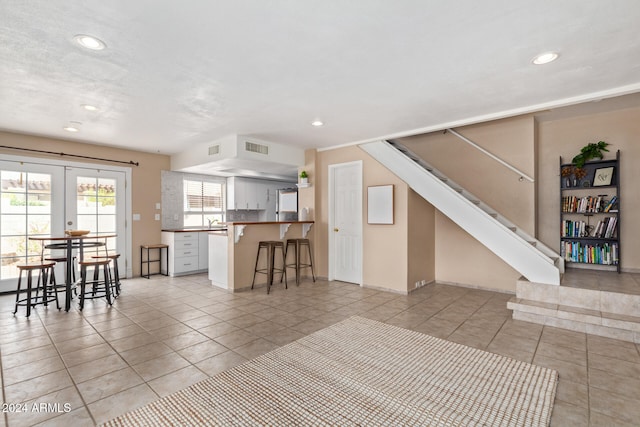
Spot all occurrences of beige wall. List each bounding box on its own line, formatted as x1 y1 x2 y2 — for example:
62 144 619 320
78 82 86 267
537 106 640 272
407 189 436 287
0 131 170 277
399 116 536 291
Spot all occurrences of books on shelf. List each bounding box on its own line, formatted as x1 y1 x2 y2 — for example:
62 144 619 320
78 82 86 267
593 216 618 238
560 241 619 265
562 217 617 238
603 195 618 212
561 195 615 213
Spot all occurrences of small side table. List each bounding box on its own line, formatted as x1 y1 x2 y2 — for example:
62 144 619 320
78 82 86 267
140 244 169 279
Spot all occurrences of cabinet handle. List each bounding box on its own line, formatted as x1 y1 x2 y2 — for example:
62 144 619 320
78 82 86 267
184 243 192 246
246 202 249 209
184 252 191 255
184 263 191 266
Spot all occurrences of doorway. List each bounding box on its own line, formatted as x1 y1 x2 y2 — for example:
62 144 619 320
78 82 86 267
0 155 131 293
328 161 362 285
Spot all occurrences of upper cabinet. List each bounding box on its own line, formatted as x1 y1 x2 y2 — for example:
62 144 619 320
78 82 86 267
227 177 294 214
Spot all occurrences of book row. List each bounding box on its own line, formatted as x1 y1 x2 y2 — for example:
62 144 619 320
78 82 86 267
561 217 617 238
561 241 619 265
561 195 618 213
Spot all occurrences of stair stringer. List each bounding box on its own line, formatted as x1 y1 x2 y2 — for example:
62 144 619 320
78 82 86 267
360 140 561 286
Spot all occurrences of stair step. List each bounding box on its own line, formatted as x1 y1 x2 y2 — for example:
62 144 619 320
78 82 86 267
471 200 480 205
489 213 498 218
528 241 537 247
453 188 463 193
509 227 517 232
508 297 640 342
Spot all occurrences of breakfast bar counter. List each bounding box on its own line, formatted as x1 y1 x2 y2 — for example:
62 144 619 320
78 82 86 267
208 221 314 291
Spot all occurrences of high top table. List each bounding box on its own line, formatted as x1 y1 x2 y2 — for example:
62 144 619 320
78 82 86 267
29 234 116 311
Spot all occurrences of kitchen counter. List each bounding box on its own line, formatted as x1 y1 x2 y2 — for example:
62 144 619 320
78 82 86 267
208 221 314 291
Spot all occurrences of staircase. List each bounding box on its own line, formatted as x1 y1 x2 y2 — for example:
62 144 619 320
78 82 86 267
359 139 563 286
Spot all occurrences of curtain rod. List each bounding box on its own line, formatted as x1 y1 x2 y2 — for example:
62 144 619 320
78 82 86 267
0 145 139 166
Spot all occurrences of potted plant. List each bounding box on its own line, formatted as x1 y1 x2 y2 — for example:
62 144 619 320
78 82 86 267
299 170 308 184
572 141 610 168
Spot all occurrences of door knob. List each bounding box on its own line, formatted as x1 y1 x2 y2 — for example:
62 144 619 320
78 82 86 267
334 228 339 232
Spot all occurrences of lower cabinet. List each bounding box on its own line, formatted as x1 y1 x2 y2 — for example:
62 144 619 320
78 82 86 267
161 231 209 276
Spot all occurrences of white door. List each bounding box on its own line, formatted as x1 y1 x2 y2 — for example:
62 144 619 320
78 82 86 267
329 161 362 284
65 167 126 273
0 160 65 292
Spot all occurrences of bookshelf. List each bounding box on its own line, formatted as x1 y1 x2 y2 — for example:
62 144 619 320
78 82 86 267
559 150 620 272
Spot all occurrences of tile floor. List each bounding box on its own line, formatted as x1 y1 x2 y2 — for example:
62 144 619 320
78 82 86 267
1 273 639 426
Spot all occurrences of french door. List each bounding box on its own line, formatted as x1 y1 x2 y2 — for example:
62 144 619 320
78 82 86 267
0 160 64 292
0 156 129 293
65 167 126 275
329 161 362 285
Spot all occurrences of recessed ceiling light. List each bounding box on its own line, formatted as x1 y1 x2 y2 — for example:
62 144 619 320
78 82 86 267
63 121 82 132
74 34 106 51
311 120 324 127
81 104 99 111
532 52 559 65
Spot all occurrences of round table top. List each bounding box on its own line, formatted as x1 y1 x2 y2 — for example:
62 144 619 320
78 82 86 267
29 234 116 241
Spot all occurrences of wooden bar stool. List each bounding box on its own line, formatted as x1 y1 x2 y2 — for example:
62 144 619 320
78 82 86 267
78 258 113 310
13 261 60 317
251 241 287 294
92 253 121 297
285 238 316 286
45 256 76 297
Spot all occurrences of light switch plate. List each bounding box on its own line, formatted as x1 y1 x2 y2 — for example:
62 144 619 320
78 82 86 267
155 203 161 210
154 214 160 220
133 214 141 221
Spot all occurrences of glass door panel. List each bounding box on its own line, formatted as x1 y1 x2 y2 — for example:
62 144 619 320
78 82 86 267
0 162 64 292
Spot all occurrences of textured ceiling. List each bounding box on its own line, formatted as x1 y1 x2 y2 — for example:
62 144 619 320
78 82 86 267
1 0 639 155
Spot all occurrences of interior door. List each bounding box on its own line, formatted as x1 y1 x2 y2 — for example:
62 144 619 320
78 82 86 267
0 160 64 292
329 161 362 284
65 167 126 273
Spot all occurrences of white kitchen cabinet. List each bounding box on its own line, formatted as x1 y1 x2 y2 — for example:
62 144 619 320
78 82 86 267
208 233 228 289
161 230 209 276
227 177 295 214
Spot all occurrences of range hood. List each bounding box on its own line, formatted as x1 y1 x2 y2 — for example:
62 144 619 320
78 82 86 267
171 134 304 180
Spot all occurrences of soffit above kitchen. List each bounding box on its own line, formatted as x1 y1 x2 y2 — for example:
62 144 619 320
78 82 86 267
0 1 639 155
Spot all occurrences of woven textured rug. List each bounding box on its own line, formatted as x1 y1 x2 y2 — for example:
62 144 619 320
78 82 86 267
103 316 557 426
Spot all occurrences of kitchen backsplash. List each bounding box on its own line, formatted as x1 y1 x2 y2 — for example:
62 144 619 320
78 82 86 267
161 170 183 229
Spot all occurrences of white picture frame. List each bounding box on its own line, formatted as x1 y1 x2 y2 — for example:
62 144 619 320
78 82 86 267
367 185 394 224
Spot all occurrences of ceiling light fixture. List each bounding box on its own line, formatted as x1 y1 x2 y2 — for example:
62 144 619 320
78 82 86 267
81 104 99 111
311 120 324 127
63 121 82 132
532 52 559 65
74 34 106 51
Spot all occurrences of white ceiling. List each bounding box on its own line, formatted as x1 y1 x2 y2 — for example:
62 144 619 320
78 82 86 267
1 1 640 155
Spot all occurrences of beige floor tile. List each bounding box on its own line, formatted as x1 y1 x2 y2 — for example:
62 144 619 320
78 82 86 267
198 321 240 339
118 342 174 365
3 369 73 402
2 355 65 386
549 401 589 427
98 324 146 341
589 386 640 423
178 340 228 364
88 383 158 425
555 379 589 408
589 410 639 427
1 343 58 369
233 338 280 359
182 314 223 330
33 406 95 427
589 352 640 378
195 351 248 376
54 333 106 354
589 368 640 400
77 367 145 403
109 332 158 352
532 354 587 385
262 328 306 346
163 330 209 350
61 342 117 367
1 335 53 355
68 353 129 383
536 341 588 366
132 352 191 381
6 385 84 427
541 326 586 351
147 365 208 397
213 329 259 349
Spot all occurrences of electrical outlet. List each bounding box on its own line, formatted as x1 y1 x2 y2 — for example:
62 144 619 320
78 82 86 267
415 281 421 289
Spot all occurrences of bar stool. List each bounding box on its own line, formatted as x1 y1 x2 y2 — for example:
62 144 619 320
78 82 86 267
285 238 316 286
45 256 76 297
78 258 113 310
92 253 121 297
251 241 287 294
13 261 60 317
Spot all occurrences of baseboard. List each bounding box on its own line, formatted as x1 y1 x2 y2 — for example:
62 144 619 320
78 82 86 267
436 280 516 295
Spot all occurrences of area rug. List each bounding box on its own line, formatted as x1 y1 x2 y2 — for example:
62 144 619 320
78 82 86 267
103 316 557 426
